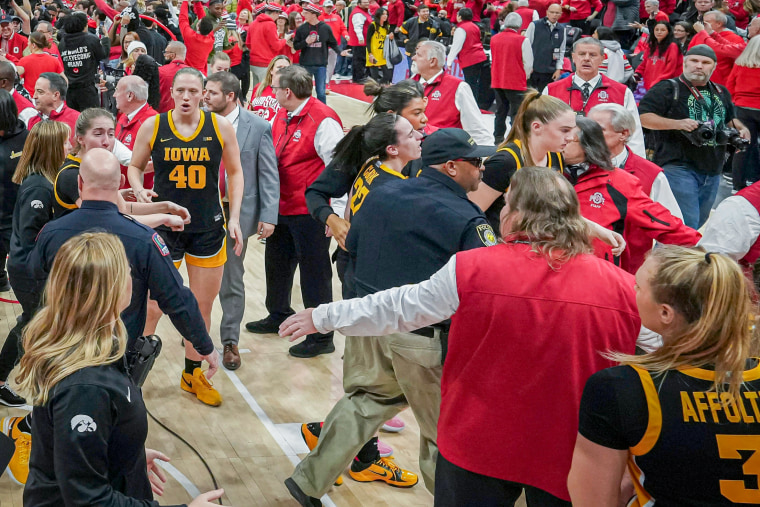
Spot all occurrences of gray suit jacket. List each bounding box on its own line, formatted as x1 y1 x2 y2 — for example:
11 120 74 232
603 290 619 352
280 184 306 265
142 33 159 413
235 106 279 238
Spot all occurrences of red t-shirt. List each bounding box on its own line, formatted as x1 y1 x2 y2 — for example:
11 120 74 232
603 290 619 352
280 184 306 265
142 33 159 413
18 52 64 95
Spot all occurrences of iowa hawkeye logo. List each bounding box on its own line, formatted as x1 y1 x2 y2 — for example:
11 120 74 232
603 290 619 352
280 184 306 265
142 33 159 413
163 147 212 162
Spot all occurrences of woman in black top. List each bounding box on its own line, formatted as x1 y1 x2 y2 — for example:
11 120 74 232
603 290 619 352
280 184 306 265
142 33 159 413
17 232 223 507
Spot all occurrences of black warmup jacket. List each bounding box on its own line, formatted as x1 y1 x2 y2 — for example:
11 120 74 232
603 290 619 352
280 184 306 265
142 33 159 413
0 120 28 233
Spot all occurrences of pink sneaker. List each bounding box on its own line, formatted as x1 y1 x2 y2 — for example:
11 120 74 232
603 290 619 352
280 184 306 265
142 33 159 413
381 416 406 433
378 439 394 458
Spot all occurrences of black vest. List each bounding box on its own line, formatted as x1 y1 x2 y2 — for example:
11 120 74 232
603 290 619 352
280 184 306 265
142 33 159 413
531 19 565 74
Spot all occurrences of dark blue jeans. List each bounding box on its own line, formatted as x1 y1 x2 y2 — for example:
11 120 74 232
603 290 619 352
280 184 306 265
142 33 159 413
662 163 721 229
302 64 327 104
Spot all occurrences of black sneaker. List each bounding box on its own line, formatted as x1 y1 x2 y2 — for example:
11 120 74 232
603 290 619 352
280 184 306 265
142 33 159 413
0 274 9 293
245 316 284 334
0 384 26 407
284 478 322 507
289 340 335 358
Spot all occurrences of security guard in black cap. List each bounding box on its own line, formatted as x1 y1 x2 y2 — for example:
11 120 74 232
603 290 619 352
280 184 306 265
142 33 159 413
29 148 219 370
284 128 497 506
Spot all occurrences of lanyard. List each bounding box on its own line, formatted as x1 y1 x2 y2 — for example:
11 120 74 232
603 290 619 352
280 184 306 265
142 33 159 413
678 76 717 120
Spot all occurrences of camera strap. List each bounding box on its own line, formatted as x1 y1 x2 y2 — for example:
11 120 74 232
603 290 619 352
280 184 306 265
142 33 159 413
678 76 718 121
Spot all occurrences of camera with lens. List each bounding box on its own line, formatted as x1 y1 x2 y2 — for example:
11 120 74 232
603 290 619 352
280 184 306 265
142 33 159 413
682 121 749 151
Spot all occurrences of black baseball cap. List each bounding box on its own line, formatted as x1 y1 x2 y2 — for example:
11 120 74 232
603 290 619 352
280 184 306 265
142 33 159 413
422 128 496 166
0 15 12 24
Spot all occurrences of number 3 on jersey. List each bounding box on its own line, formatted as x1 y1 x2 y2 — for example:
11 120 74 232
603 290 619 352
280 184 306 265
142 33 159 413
169 165 206 189
717 434 760 502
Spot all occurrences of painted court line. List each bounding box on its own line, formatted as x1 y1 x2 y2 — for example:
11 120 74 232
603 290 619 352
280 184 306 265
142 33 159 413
157 461 202 498
222 368 338 507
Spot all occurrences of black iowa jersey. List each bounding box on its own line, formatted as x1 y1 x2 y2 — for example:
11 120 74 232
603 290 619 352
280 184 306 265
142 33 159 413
150 110 224 232
581 362 760 506
348 158 408 221
53 154 82 218
482 140 564 232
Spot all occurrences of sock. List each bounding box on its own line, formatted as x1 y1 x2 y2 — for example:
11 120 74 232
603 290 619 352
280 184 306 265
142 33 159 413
355 436 380 465
17 414 31 434
185 358 202 375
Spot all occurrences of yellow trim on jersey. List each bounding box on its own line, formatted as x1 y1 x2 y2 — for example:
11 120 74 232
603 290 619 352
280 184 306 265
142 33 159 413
53 161 81 211
627 457 655 507
168 110 205 142
149 113 161 150
630 366 662 456
210 112 224 150
186 235 227 268
378 163 406 179
678 359 760 382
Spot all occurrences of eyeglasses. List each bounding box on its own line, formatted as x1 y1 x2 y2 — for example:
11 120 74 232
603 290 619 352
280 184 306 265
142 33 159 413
456 157 483 168
271 86 287 91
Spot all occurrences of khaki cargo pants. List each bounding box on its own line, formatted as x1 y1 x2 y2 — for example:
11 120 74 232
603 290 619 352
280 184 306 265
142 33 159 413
290 331 442 497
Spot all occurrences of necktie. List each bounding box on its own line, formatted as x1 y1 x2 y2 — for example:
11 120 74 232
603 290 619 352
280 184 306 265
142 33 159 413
582 83 591 102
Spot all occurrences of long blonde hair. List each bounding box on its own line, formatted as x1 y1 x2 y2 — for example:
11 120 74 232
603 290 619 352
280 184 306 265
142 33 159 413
11 121 70 185
503 90 573 167
255 55 291 98
501 166 594 267
16 233 130 405
611 246 759 401
735 35 760 68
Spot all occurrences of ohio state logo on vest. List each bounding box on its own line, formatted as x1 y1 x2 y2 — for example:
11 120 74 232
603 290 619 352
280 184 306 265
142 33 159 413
124 134 132 145
431 90 442 101
590 192 605 208
598 91 608 102
293 130 302 142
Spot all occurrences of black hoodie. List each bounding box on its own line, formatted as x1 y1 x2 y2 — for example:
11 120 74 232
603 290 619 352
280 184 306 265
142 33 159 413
0 119 28 232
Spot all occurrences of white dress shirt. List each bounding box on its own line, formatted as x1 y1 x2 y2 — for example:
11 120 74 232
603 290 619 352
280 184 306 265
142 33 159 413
699 195 760 261
543 73 646 157
312 254 660 351
126 102 148 122
420 70 494 146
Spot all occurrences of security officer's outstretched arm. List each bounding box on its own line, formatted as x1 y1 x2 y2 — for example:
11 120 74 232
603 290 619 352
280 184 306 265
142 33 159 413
216 116 245 256
127 116 159 203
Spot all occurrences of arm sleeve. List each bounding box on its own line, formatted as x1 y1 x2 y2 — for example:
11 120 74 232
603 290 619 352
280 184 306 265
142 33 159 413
454 81 494 145
578 369 640 450
94 33 109 61
626 180 702 246
698 196 760 261
650 172 683 220
446 27 466 67
314 118 345 166
637 79 674 117
54 168 80 210
92 0 119 19
145 239 215 355
481 150 518 193
524 21 535 44
624 88 646 157
305 163 355 224
557 26 567 69
352 13 366 42
312 255 460 335
16 186 54 250
292 24 308 50
522 38 533 77
179 2 192 40
50 385 159 507
256 123 280 226
459 218 497 250
326 26 340 52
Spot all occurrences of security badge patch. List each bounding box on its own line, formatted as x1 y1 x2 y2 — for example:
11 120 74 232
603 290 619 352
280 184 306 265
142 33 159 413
152 233 170 257
477 224 498 246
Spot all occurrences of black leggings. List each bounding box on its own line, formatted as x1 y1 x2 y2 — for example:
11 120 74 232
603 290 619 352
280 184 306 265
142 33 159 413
0 278 40 382
434 453 572 507
368 66 393 85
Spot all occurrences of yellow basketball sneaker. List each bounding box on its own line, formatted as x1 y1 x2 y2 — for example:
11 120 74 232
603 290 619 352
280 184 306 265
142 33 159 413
180 368 222 407
1 416 30 485
348 456 418 487
301 423 343 485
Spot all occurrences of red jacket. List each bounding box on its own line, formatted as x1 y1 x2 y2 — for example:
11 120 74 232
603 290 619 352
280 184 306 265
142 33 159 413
248 14 290 66
727 0 750 29
386 0 405 26
456 21 487 68
442 242 640 500
490 29 528 91
272 97 342 215
573 164 701 273
117 103 157 189
413 72 464 131
465 0 485 21
529 0 553 17
547 74 628 116
635 42 682 91
737 183 760 269
249 84 280 122
179 2 216 73
158 59 189 113
12 89 35 121
1 32 27 63
28 104 79 144
727 65 760 110
561 0 601 20
689 30 746 87
320 12 349 41
515 6 536 30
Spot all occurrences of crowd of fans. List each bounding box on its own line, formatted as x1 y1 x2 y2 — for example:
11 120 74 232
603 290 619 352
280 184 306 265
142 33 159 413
0 0 759 505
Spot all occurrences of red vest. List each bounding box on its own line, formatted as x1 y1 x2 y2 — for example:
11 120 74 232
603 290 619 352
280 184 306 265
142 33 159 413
547 74 628 116
620 146 659 196
12 90 34 117
272 97 342 215
737 183 760 268
414 72 464 131
28 103 79 143
490 29 527 91
117 103 158 189
347 7 372 46
515 6 535 30
441 243 639 500
456 21 486 68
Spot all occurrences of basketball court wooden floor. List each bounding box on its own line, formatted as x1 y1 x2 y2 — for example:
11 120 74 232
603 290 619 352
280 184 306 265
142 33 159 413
0 94 524 506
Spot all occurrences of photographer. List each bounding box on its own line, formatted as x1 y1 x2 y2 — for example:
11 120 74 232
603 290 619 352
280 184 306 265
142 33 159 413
640 44 750 229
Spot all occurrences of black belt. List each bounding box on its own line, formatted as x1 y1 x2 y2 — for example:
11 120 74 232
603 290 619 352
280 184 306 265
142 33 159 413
411 326 446 338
